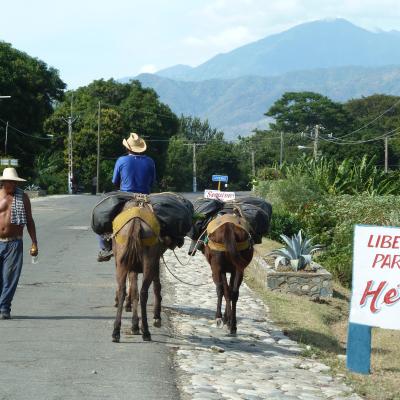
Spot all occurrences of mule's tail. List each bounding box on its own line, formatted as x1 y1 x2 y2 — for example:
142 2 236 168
121 218 142 267
223 223 248 272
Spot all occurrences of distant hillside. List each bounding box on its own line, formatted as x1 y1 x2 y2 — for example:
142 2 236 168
155 19 400 81
134 66 400 139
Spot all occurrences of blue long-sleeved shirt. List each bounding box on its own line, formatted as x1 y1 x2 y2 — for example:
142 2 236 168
112 154 156 194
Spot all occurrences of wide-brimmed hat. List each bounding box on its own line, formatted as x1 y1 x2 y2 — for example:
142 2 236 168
0 167 26 182
122 132 147 153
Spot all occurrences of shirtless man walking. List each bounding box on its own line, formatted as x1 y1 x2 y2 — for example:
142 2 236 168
0 167 38 319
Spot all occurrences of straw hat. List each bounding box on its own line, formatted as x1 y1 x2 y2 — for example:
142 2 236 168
122 132 147 153
0 167 26 182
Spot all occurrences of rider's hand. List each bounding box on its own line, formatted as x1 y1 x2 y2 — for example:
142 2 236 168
30 243 38 257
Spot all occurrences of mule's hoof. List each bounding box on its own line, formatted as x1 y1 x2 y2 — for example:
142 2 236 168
216 318 223 328
112 335 120 343
230 328 237 335
142 332 152 341
131 327 140 335
153 318 161 328
125 305 132 312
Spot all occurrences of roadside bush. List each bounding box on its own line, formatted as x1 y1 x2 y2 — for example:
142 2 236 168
301 195 400 286
269 209 303 242
257 177 400 286
256 175 324 214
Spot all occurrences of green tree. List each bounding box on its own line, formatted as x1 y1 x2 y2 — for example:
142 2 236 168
343 94 400 168
162 136 192 191
0 41 65 178
178 116 224 141
266 91 352 135
44 79 179 192
265 91 355 162
197 140 244 190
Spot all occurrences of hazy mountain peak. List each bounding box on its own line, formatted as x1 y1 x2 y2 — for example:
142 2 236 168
150 18 400 82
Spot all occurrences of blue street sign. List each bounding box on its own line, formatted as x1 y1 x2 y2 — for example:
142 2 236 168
212 175 228 183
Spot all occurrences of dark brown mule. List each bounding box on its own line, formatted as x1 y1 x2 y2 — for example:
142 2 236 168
112 198 165 342
204 213 253 334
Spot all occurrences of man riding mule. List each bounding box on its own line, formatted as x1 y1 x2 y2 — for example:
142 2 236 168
91 133 193 341
97 132 156 262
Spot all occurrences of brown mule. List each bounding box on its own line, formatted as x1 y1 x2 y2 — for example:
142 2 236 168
111 198 165 343
204 213 253 334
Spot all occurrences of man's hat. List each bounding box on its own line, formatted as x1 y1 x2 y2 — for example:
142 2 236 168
122 132 147 153
0 167 26 182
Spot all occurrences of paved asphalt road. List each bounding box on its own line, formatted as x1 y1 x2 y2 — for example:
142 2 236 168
0 194 181 400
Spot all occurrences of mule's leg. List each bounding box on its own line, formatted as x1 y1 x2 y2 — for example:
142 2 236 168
222 273 231 326
230 271 243 335
130 272 140 335
152 261 162 328
140 255 156 341
125 271 132 312
112 266 128 343
210 259 223 328
114 289 119 308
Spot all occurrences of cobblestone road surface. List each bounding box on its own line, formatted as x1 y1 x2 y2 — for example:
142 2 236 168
163 241 361 400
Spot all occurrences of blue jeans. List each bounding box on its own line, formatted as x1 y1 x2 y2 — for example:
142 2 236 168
98 235 112 251
0 239 23 314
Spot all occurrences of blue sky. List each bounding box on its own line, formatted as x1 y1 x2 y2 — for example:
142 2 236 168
1 0 399 89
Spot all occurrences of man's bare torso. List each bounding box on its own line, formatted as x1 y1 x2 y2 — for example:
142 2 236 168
0 190 23 238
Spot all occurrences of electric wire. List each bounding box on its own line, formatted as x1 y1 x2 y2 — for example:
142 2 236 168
0 118 53 140
335 97 400 140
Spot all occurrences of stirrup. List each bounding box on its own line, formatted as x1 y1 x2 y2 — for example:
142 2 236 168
97 249 113 262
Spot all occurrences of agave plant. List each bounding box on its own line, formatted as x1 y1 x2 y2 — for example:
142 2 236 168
269 230 323 271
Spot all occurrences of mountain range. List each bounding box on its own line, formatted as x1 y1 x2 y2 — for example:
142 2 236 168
120 19 400 139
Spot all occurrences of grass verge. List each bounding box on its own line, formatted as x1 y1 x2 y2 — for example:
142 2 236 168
245 238 400 400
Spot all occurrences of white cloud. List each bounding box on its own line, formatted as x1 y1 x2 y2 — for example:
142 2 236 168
183 26 255 52
137 64 158 74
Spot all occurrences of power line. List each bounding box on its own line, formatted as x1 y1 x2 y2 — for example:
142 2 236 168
0 118 53 140
319 128 400 145
334 97 400 140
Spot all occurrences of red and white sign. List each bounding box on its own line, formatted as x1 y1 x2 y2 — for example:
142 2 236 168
349 225 400 330
204 189 236 202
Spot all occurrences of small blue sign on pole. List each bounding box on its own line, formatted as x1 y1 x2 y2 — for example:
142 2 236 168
346 322 371 374
212 175 228 183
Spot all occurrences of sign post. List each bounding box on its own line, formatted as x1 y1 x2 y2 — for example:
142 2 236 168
347 224 400 374
212 174 228 191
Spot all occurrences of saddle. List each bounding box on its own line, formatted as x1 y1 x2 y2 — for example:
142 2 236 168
206 213 252 252
112 201 160 247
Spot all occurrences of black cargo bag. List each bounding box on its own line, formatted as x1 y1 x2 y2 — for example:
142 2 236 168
91 192 136 235
149 193 194 239
91 192 194 241
188 198 225 239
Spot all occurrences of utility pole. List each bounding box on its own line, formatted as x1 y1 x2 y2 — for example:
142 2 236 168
313 124 320 160
280 131 284 167
96 101 101 193
4 121 8 155
193 143 197 192
384 135 389 173
62 95 78 194
184 142 205 192
251 149 255 177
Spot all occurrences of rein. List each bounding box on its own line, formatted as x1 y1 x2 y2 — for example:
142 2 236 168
161 254 210 287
